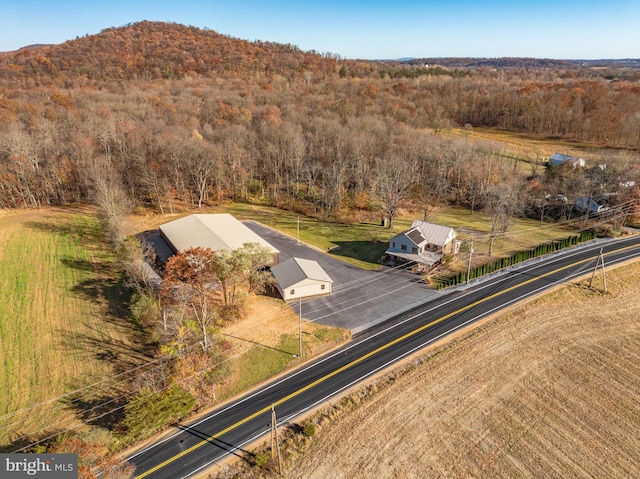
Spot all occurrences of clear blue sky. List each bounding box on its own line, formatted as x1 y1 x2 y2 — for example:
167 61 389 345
1 0 638 59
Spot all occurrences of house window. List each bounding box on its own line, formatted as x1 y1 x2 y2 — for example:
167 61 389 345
392 241 396 248
321 284 325 290
401 244 407 251
290 289 295 295
412 247 418 254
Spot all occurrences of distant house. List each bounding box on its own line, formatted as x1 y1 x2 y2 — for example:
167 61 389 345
159 214 280 265
576 196 607 214
271 257 333 301
385 220 459 268
547 153 585 168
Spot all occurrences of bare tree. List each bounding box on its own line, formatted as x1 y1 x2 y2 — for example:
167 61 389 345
483 183 520 257
373 153 416 228
90 164 133 243
178 137 219 208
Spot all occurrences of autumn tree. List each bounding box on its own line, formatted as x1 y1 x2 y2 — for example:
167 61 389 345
210 242 273 305
161 247 220 352
48 436 135 479
235 242 274 295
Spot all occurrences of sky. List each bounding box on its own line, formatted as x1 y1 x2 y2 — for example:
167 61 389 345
1 0 639 59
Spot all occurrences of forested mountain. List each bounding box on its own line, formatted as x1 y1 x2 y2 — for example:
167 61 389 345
0 21 638 221
0 21 353 83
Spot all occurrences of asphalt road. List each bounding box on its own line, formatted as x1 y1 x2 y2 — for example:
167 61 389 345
127 234 640 479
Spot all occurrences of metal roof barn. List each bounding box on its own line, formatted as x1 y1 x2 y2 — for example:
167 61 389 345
159 214 280 265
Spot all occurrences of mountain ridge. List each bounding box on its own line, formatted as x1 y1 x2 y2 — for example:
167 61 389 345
0 20 345 82
2 21 637 82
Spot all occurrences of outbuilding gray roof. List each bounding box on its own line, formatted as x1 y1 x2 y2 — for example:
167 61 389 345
548 153 585 167
271 257 333 289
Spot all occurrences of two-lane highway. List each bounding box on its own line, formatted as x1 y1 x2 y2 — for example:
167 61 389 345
128 235 640 479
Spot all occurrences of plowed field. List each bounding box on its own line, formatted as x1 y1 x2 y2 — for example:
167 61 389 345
266 261 640 479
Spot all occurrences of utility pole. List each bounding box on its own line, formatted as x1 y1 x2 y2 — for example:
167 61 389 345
588 246 607 293
299 298 303 359
297 216 300 244
271 404 283 475
466 239 474 285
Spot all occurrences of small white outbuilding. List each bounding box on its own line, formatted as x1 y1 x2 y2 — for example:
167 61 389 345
271 257 333 301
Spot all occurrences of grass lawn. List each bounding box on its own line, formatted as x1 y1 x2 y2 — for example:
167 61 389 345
132 201 584 271
219 325 349 401
221 202 580 269
221 202 393 269
0 208 144 450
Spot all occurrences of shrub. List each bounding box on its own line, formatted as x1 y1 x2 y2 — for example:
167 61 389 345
253 451 271 469
119 385 195 444
302 421 316 437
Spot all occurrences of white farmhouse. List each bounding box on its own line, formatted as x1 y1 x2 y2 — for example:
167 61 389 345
385 220 459 269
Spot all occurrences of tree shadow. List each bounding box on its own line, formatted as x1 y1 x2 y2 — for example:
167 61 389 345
61 256 114 276
59 315 156 375
57 317 158 432
0 429 70 453
174 424 255 465
59 392 128 431
23 217 102 245
69 275 134 320
328 240 388 265
23 219 82 236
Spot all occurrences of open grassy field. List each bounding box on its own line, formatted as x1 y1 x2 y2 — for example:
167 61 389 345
0 208 146 450
232 260 640 479
0 207 351 452
448 126 601 161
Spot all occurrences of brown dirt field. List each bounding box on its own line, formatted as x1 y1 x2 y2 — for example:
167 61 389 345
222 261 640 479
224 295 347 356
223 296 301 354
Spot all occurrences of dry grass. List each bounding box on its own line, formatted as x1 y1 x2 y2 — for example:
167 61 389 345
224 260 640 479
222 295 347 357
447 126 595 160
0 208 145 450
212 295 350 401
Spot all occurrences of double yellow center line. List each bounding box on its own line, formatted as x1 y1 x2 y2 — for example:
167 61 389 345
135 243 636 478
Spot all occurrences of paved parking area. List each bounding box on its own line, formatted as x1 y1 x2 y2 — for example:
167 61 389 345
244 222 438 333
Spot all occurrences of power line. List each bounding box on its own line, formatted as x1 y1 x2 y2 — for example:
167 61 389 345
6 200 637 450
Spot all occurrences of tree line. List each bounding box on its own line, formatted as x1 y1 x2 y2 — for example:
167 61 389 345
3 22 639 466
0 21 638 221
